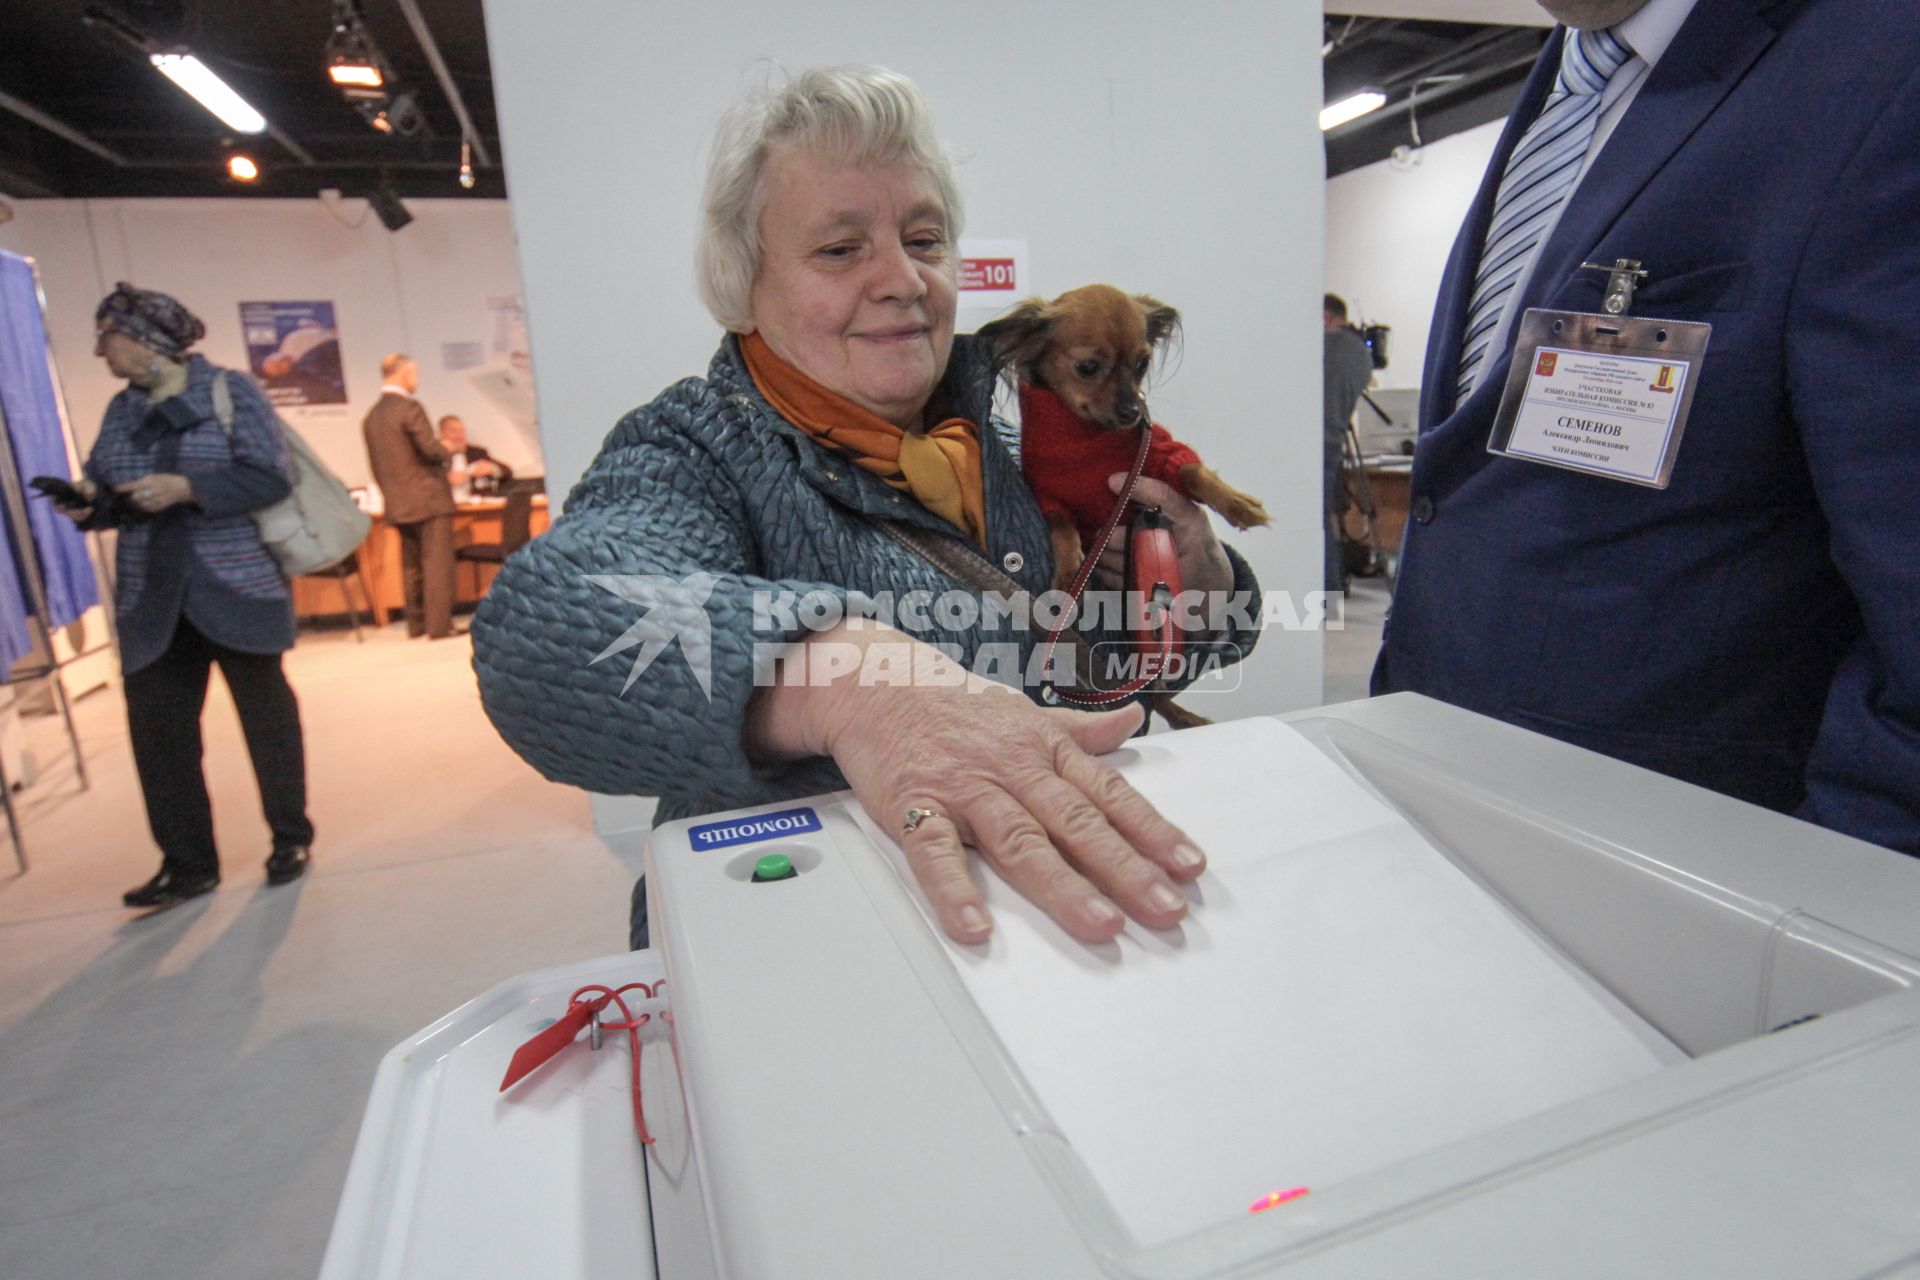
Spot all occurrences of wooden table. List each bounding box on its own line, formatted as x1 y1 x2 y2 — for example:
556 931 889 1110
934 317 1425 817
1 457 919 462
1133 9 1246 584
1362 462 1412 556
293 495 550 624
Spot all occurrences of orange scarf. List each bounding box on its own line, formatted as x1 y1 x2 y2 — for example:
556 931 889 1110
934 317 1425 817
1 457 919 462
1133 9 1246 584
741 331 987 547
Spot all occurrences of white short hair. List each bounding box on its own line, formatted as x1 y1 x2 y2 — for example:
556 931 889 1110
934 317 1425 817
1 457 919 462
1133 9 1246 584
696 65 964 333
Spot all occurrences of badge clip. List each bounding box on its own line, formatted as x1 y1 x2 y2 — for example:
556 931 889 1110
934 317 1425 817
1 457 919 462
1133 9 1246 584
1579 258 1648 317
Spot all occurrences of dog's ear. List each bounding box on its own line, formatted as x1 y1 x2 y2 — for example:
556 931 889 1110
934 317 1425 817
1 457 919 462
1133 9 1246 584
976 298 1056 376
1135 295 1182 349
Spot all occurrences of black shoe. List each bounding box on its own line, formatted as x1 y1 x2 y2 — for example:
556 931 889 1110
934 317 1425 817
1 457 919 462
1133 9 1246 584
123 868 220 909
265 844 311 886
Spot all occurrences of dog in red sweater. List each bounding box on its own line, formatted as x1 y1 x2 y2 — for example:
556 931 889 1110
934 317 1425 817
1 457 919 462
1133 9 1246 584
978 284 1269 591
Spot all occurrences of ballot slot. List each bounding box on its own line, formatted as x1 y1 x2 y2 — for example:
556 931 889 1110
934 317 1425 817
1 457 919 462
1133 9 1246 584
1760 913 1920 1034
1302 716 1920 1053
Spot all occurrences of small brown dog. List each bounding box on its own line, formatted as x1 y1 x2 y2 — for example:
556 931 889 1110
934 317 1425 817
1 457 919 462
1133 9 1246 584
979 285 1268 730
978 284 1270 590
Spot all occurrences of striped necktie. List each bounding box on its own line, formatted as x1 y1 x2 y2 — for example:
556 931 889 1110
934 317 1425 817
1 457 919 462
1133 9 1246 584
1455 25 1635 404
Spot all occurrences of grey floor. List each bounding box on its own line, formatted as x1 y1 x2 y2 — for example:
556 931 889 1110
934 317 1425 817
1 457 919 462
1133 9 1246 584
1323 576 1391 706
0 592 1384 1280
0 624 651 1280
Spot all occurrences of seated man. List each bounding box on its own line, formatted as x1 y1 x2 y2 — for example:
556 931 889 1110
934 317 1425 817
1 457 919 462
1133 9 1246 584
437 415 513 498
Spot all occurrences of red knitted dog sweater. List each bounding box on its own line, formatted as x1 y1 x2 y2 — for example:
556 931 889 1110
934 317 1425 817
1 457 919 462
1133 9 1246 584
1017 382 1200 545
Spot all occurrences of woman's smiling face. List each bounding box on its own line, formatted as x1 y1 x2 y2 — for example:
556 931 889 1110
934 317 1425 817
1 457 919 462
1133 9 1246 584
747 147 958 429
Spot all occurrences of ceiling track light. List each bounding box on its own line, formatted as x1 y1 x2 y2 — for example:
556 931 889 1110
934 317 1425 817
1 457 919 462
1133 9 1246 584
355 88 423 137
368 183 413 232
458 139 474 189
328 1 390 92
327 30 384 88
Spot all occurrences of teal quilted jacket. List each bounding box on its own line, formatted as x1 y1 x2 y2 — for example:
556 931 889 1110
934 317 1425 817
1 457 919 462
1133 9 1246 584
471 334 1262 826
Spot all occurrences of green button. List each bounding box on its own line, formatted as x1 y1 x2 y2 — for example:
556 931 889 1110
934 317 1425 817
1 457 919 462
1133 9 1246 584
752 853 795 882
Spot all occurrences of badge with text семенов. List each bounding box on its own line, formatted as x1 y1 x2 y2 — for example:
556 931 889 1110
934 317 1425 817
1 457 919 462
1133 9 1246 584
1487 305 1710 489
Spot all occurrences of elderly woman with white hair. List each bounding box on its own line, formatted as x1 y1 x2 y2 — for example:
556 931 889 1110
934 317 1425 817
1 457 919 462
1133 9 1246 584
472 65 1262 947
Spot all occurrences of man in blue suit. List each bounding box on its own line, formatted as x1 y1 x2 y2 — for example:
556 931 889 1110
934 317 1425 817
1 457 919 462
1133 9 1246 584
1373 0 1920 854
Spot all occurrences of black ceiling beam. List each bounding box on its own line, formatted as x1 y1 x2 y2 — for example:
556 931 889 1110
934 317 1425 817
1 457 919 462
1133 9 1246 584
0 161 64 199
120 156 496 172
1323 15 1402 55
0 86 132 168
267 124 317 166
1372 27 1534 96
1326 48 1542 142
393 0 493 168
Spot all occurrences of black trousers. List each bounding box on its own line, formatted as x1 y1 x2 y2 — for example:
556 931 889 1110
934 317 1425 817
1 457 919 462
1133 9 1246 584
395 513 455 638
1324 432 1350 593
123 619 314 880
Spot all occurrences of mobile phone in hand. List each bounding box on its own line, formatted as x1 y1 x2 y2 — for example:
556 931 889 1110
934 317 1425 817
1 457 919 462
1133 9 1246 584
29 476 91 509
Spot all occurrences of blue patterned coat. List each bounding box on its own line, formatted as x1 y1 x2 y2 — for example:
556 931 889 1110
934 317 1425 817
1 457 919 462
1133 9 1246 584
472 334 1263 825
84 356 294 674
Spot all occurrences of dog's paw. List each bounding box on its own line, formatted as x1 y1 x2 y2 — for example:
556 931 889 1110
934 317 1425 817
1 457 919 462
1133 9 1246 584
1215 490 1271 530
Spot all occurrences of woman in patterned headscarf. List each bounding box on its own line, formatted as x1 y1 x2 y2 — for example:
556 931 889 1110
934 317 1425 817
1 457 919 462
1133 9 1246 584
61 282 315 910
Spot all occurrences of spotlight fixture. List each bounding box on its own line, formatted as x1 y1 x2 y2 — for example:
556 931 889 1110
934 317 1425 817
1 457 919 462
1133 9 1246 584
326 0 387 89
385 89 424 136
353 86 424 137
226 152 260 182
368 184 413 232
1320 89 1387 132
330 61 384 89
150 51 268 134
458 139 475 190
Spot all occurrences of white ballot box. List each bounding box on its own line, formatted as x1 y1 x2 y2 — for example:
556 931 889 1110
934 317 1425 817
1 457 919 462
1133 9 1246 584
324 694 1920 1279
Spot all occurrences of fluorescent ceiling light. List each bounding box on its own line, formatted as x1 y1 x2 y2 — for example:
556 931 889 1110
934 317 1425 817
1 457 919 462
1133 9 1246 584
150 53 268 134
1320 90 1387 132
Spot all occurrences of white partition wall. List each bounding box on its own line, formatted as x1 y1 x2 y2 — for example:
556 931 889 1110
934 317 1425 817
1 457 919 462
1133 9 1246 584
1324 119 1504 393
481 0 1326 830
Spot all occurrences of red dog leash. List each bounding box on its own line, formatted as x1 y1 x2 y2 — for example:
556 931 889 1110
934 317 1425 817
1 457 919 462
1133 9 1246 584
1038 417 1181 709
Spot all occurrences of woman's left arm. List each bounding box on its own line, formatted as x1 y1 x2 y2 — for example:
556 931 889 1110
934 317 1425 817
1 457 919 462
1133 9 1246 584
189 371 294 517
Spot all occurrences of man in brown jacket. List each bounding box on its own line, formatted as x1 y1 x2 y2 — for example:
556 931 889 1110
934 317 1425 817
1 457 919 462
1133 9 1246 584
363 353 457 638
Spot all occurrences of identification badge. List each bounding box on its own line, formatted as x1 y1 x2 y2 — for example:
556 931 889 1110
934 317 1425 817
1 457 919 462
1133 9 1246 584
1487 298 1710 490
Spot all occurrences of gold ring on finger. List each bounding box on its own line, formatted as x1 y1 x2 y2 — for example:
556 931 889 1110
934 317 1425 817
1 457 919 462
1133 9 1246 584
903 806 943 836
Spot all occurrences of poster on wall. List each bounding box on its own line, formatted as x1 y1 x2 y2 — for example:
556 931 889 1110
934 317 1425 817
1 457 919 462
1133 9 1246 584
473 294 538 431
239 300 346 407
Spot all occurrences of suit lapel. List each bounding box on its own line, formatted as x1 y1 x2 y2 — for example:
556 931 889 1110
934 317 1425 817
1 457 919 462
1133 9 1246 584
1522 0 1778 333
1420 29 1564 432
1427 1 1783 432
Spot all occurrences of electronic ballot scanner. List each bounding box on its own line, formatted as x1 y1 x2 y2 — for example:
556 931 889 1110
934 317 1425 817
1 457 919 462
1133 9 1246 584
323 693 1920 1279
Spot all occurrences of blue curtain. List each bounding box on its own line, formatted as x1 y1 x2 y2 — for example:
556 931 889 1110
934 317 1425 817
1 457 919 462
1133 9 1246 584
0 250 101 674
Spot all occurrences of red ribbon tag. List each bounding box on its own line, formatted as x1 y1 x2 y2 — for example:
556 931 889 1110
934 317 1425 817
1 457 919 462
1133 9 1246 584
499 993 613 1092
